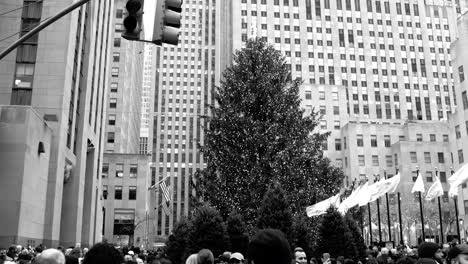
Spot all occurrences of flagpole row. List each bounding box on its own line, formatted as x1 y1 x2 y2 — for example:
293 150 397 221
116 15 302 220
374 174 382 244
384 170 392 244
417 167 426 242
368 202 373 244
398 191 404 245
452 168 462 243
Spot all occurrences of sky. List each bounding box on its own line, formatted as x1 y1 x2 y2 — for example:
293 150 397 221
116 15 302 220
143 0 156 40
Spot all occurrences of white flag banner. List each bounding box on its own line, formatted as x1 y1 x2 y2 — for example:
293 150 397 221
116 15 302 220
357 182 372 207
411 171 425 193
306 193 340 217
425 176 444 201
338 185 362 215
448 162 468 198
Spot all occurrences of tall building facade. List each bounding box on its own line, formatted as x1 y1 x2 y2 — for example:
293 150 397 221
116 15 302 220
101 0 149 247
139 43 156 155
450 10 468 240
150 0 224 237
0 0 113 247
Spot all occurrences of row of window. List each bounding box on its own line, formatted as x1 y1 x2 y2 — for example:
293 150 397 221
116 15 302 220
102 185 136 200
356 151 446 168
102 163 138 178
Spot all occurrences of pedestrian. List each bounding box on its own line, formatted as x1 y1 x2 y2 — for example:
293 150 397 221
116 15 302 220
198 249 214 264
416 242 441 264
35 249 66 264
293 248 307 264
82 242 123 264
247 229 291 264
230 253 244 264
186 254 198 264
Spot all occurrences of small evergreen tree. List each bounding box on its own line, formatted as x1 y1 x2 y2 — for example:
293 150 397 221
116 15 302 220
316 207 357 259
292 213 314 261
188 205 229 257
227 211 249 255
344 214 367 262
165 218 192 264
256 184 293 240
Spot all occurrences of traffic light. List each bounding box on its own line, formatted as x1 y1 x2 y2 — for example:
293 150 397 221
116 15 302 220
153 0 183 46
122 0 144 41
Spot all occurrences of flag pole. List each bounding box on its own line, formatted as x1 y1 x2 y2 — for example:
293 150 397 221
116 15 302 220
384 169 392 244
436 168 444 244
375 175 382 244
396 168 404 245
368 175 373 245
452 167 461 243
417 167 426 242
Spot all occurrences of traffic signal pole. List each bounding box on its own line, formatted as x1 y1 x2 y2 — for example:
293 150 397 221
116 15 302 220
0 0 92 61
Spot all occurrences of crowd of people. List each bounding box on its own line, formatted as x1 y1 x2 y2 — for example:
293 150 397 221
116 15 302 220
2 229 468 264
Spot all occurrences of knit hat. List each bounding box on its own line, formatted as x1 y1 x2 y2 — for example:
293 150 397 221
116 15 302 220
418 242 440 258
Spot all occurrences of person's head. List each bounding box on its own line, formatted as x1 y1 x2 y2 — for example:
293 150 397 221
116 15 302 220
381 248 389 256
218 252 231 264
294 248 307 264
70 248 82 259
418 242 440 259
448 244 468 264
82 242 123 264
322 253 330 263
337 256 345 264
65 255 79 264
36 249 66 264
198 249 214 264
344 259 355 264
247 229 291 264
230 253 244 264
309 258 318 264
186 254 198 264
136 258 144 264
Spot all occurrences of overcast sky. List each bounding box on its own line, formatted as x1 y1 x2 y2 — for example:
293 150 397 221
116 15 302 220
143 0 156 40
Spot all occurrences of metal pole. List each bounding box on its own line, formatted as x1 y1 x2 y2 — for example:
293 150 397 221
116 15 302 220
375 175 382 244
368 202 373 245
452 168 461 243
398 192 404 245
384 170 392 243
360 207 364 235
0 0 92 60
436 168 444 244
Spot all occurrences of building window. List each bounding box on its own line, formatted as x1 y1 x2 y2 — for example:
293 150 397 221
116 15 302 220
440 171 447 183
370 135 377 147
116 9 123 18
113 52 120 62
335 139 341 150
116 164 124 178
456 125 461 139
115 23 123 32
103 185 108 199
463 91 468 110
110 83 118 92
430 134 436 142
108 115 116 125
372 155 379 166
102 163 109 178
386 155 393 167
424 152 431 163
459 149 465 163
464 200 468 215
426 172 433 182
357 134 363 147
129 186 137 200
459 65 465 82
384 135 391 147
438 152 445 163
115 186 122 200
410 152 418 163
107 132 115 143
109 98 117 108
111 67 119 77
443 134 449 142
114 38 121 47
358 155 365 166
416 134 423 141
129 165 137 178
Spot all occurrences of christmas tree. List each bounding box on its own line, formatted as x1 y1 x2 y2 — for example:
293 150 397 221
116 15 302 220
227 211 249 255
165 218 192 264
344 214 367 262
195 38 344 227
188 205 229 257
316 207 357 259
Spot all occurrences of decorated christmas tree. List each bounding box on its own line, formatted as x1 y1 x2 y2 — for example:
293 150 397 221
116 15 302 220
227 211 249 255
344 214 367 262
194 38 344 227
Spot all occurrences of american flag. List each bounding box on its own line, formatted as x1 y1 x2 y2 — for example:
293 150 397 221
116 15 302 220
161 201 171 215
160 180 171 202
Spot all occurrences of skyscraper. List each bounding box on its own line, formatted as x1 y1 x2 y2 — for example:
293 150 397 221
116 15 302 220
0 0 112 247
